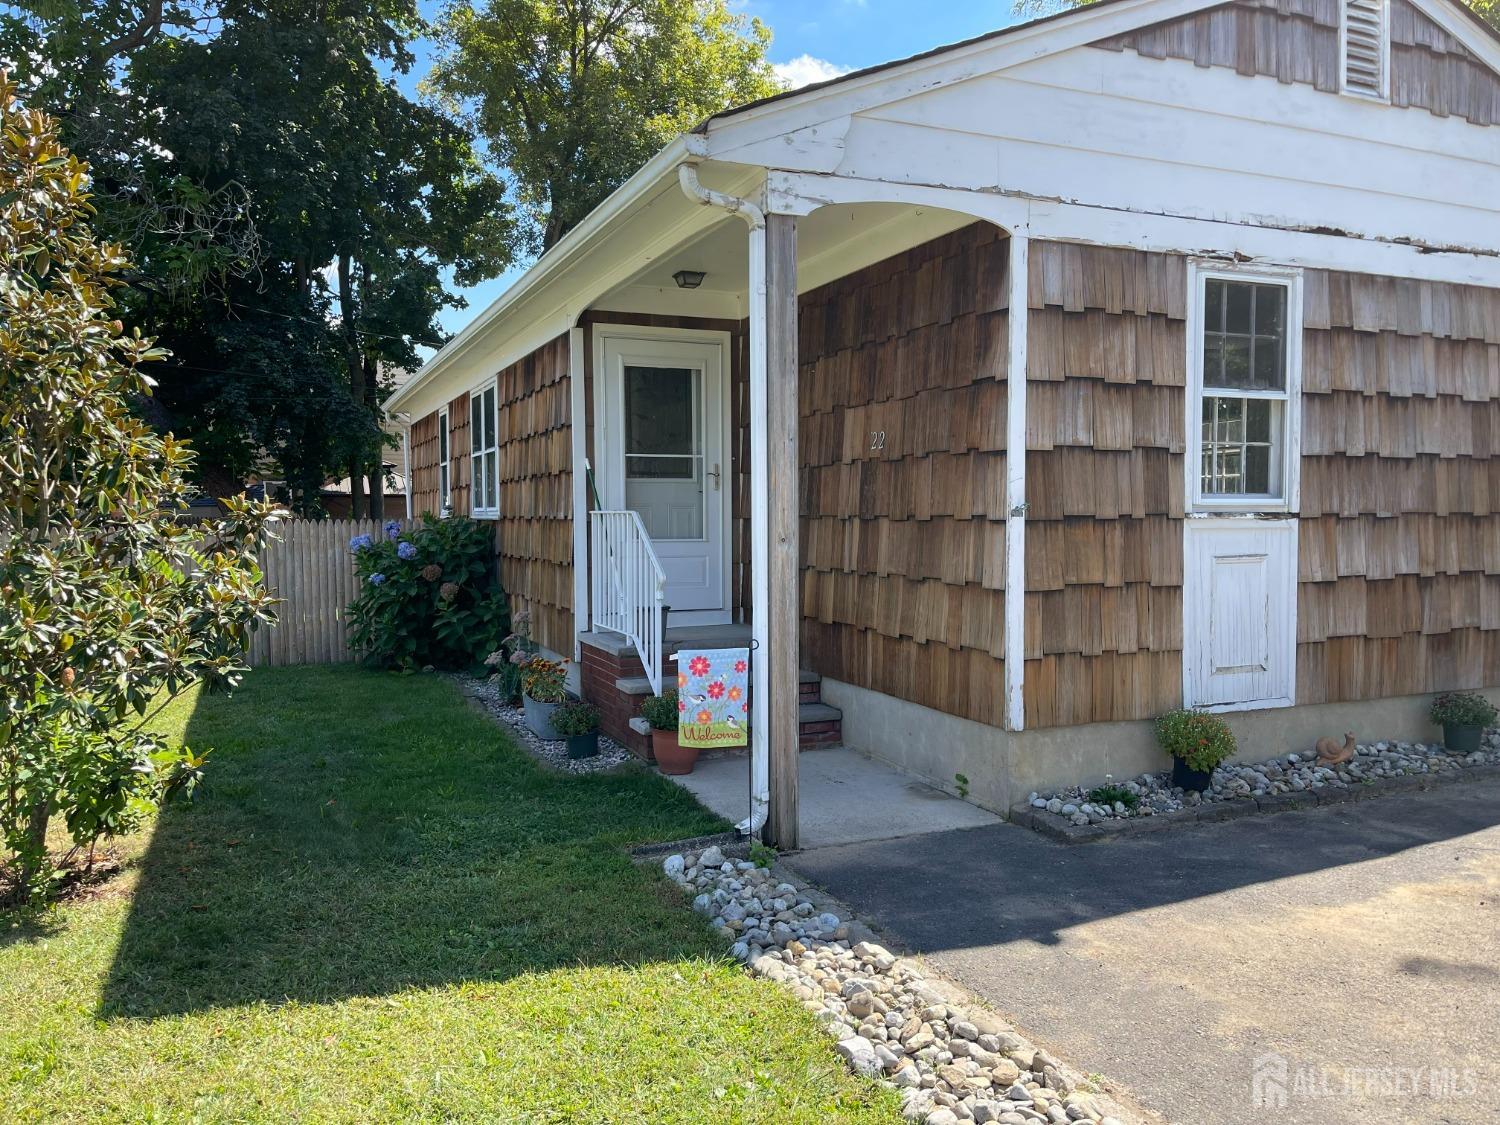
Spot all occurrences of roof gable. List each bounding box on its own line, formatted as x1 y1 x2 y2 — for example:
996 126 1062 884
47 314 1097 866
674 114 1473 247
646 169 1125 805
1093 0 1500 125
700 0 1500 153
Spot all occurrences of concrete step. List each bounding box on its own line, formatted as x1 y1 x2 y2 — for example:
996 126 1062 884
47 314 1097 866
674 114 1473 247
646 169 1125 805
798 701 841 723
614 676 654 696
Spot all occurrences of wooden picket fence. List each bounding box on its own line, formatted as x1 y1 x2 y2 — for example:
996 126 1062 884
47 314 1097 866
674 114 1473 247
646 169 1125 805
248 517 413 667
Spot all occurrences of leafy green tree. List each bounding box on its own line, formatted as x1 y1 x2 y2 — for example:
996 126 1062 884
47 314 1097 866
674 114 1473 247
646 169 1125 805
0 77 281 903
2 1 514 513
427 0 783 251
1472 0 1498 31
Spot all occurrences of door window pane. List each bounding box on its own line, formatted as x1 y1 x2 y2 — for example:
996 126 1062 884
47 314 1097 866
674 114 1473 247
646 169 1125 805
624 364 704 540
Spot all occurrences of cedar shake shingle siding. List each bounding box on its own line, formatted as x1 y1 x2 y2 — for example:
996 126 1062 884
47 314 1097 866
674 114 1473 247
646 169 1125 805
1297 269 1500 702
797 222 1010 728
1023 242 1188 728
495 335 573 656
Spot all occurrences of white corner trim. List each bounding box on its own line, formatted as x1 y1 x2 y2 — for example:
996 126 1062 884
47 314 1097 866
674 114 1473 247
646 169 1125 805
1184 260 1304 516
1003 232 1030 732
568 325 588 660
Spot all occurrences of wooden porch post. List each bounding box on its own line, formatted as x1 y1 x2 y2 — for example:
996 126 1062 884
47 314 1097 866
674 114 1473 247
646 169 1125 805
765 212 800 850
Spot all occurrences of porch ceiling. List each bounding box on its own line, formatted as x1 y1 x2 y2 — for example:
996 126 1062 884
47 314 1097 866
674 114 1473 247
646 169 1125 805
592 201 981 320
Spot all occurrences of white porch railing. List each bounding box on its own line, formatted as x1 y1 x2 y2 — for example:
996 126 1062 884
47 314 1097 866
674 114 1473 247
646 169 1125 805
589 510 667 696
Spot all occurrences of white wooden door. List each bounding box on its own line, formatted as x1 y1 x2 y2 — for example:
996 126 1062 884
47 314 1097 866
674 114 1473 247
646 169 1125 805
598 332 729 623
1183 520 1297 710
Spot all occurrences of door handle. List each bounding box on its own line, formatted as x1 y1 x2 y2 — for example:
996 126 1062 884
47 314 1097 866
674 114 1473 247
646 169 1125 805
707 463 721 491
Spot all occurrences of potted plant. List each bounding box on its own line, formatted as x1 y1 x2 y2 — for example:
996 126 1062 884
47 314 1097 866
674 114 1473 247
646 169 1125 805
1430 691 1497 756
520 656 568 739
1155 708 1235 792
641 689 697 775
552 700 601 760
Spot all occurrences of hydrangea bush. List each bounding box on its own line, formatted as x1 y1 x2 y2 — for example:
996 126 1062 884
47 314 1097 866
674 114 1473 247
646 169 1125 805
347 517 509 670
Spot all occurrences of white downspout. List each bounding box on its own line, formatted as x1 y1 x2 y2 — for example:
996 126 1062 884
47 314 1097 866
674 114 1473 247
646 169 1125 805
678 162 769 838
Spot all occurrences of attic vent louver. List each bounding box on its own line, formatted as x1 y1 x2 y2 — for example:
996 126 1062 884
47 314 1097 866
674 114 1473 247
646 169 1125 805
1342 0 1389 99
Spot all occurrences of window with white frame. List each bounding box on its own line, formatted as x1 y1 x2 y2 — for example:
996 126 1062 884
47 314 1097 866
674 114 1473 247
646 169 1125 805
470 383 498 517
1191 269 1301 510
437 406 452 514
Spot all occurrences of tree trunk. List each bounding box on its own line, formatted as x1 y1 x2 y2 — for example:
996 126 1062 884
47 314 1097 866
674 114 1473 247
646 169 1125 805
16 798 52 903
337 253 367 520
365 349 383 520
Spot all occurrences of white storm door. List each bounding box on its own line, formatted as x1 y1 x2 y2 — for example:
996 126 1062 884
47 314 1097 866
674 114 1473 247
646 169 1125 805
599 333 729 621
1184 520 1297 711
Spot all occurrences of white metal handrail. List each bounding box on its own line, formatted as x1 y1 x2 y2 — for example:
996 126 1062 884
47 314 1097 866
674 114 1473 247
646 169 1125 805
589 510 667 696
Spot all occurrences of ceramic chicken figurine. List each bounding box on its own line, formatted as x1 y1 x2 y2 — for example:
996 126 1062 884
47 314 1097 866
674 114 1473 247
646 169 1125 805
1315 731 1356 766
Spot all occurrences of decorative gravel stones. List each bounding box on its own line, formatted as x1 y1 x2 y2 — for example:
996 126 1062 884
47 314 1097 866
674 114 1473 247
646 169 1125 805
459 675 633 774
662 847 1132 1125
1015 728 1500 842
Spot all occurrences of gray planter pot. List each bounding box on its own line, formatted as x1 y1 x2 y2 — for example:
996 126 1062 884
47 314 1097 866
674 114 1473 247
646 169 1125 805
523 695 564 740
1442 722 1483 756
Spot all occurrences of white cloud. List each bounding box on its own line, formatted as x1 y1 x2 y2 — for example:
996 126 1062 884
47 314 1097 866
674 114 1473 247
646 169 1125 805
773 54 854 90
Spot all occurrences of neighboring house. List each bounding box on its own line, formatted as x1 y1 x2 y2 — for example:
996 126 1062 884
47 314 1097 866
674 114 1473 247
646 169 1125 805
386 0 1500 846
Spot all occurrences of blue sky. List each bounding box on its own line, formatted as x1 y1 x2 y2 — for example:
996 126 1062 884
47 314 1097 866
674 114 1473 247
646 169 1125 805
398 1 1025 339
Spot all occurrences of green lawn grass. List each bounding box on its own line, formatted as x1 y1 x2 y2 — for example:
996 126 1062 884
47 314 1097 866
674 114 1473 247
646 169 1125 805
0 667 898 1123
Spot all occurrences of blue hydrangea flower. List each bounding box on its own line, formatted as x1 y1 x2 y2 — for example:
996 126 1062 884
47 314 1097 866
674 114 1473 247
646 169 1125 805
369 572 386 585
349 533 373 553
384 520 402 540
397 541 417 561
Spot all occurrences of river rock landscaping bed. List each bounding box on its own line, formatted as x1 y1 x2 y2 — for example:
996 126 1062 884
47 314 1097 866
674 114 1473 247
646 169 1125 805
662 844 1132 1125
458 675 634 774
1014 729 1500 843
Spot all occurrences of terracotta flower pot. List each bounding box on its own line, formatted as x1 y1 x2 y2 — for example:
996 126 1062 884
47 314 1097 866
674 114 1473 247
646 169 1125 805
651 728 699 775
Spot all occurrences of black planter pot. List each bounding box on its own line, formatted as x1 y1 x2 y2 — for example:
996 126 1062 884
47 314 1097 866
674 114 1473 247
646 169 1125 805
1171 756 1215 792
567 731 600 760
1442 723 1483 756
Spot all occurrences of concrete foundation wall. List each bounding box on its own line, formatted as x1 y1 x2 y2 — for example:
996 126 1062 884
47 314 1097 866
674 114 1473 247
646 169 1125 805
822 677 1500 816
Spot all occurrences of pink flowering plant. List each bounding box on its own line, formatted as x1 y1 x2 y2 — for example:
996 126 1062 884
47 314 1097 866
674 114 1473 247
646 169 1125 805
348 516 509 671
484 609 537 705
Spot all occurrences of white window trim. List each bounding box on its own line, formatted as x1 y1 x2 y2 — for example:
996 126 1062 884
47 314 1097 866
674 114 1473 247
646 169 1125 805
469 378 500 520
1185 261 1303 515
1338 0 1391 103
437 405 452 515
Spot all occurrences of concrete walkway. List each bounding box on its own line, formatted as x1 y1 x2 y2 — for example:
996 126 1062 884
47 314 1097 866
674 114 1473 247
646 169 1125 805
667 747 1000 849
789 780 1500 1125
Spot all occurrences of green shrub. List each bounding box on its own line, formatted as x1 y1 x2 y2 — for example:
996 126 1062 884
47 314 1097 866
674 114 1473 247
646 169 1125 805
347 516 509 671
551 701 600 737
640 690 680 732
1154 708 1236 774
1430 691 1498 728
1087 783 1140 810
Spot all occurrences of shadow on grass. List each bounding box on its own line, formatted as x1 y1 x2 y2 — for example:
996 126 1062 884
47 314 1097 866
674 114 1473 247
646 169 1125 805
100 667 728 1019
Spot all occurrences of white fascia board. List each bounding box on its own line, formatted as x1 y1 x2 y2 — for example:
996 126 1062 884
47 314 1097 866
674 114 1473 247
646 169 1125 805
386 135 692 417
697 0 1222 159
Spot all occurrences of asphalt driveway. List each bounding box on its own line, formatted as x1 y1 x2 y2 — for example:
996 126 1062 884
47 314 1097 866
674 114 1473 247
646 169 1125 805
788 780 1500 1125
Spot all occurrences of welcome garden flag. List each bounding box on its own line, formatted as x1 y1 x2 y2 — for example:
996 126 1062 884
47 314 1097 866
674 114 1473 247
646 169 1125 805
675 647 750 749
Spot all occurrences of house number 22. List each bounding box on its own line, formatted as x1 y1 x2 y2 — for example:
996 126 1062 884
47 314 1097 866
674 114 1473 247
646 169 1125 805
869 430 887 451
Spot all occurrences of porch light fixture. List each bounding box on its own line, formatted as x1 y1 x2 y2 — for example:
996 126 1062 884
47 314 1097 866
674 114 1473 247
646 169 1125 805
673 269 706 289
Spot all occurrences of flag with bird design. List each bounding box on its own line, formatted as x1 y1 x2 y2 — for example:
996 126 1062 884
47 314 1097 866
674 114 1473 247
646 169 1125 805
674 647 750 748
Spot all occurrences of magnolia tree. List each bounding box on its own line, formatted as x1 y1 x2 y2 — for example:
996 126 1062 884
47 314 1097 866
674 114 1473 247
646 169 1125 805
0 76 281 903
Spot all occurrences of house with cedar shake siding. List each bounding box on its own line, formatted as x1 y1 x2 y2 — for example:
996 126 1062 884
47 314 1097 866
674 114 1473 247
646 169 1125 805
387 0 1500 848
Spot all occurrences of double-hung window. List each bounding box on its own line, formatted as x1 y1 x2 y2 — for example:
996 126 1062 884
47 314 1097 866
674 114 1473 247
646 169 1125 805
437 406 452 514
470 382 499 518
1190 267 1301 512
